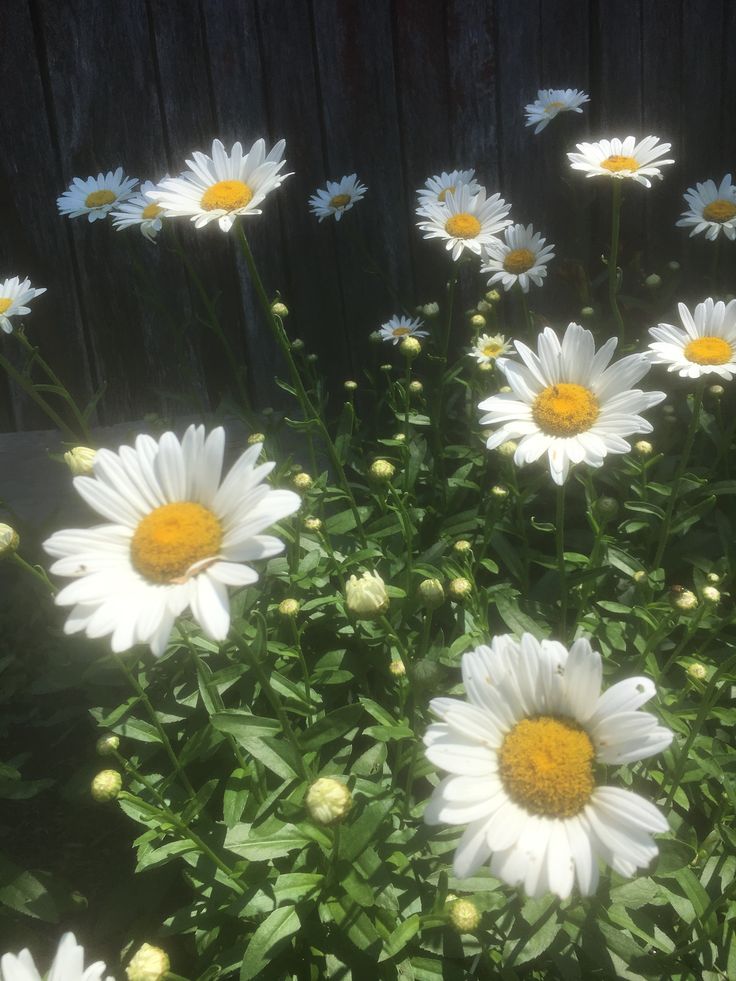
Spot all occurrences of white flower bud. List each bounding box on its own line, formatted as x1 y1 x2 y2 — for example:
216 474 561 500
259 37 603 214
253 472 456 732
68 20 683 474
388 659 406 677
453 540 472 554
687 663 707 681
702 585 720 604
409 380 423 395
304 516 322 532
485 290 501 304
497 440 517 458
346 571 389 618
126 944 170 981
369 459 395 483
306 777 352 825
247 432 265 445
709 384 725 398
0 523 20 555
470 314 486 329
344 380 358 392
671 588 698 612
278 598 300 618
645 273 661 288
491 484 509 499
448 577 472 600
418 578 445 609
64 446 97 476
706 572 721 584
400 337 422 360
449 898 480 932
96 734 120 757
91 770 122 802
580 306 595 319
271 300 289 318
667 260 680 271
292 472 313 492
421 302 439 317
634 440 653 457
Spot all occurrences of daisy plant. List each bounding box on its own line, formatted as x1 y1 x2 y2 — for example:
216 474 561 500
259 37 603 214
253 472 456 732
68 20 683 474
524 88 590 134
57 167 138 222
309 174 367 222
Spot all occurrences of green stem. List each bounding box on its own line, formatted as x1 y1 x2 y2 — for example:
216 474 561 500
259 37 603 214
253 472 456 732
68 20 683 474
378 614 410 663
432 274 458 502
11 551 57 595
555 482 568 639
15 331 93 442
652 382 704 570
114 654 197 798
516 282 532 334
288 618 314 725
0 352 79 441
710 234 722 293
608 181 625 346
657 603 707 681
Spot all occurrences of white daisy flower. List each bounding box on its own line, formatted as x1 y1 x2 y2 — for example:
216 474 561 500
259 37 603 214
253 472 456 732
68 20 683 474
1 933 114 981
111 179 168 242
416 169 482 210
469 333 511 365
424 633 672 898
149 138 290 233
524 88 590 134
43 425 300 656
378 314 429 345
648 297 736 380
309 174 367 222
57 168 138 222
478 322 665 484
482 223 556 293
567 136 675 188
676 174 736 241
0 276 46 334
417 185 512 261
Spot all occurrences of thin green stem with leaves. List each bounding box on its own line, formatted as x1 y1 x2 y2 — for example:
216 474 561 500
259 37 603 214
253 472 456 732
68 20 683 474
11 551 57 595
555 482 568 638
0 352 79 441
14 330 93 442
608 181 625 346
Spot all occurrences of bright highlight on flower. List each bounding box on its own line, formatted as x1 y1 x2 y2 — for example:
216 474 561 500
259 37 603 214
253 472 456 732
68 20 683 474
57 167 138 222
0 933 115 981
309 174 367 222
0 276 47 334
112 179 168 242
479 323 665 484
43 426 300 656
416 184 512 261
648 298 736 380
378 314 428 345
423 633 672 898
345 571 389 618
482 224 555 293
677 174 736 240
416 169 481 207
524 88 590 134
568 136 674 188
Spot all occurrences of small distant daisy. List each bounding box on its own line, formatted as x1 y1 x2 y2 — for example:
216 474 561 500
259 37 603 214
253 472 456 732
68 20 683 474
648 297 736 380
0 276 46 334
57 168 138 222
416 169 482 210
424 633 672 897
417 185 512 262
676 174 736 241
150 138 291 233
482 224 555 293
309 174 367 222
568 136 674 188
378 314 429 345
470 333 511 365
43 425 300 656
111 179 168 242
1 933 114 981
478 322 665 484
524 88 590 134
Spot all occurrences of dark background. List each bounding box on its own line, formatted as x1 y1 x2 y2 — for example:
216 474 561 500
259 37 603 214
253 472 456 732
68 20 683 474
2 0 734 432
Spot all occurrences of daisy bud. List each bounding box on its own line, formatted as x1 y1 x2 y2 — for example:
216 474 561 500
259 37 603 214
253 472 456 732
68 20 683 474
421 302 440 317
645 273 661 289
453 540 472 554
290 338 305 351
497 440 517 457
369 330 383 343
400 337 422 360
478 362 493 372
278 598 300 618
580 306 595 319
344 380 358 392
346 571 389 618
687 662 707 681
708 384 725 399
304 516 322 532
632 570 648 584
306 353 318 364
418 578 445 609
369 459 395 483
126 944 170 981
498 385 512 393
306 777 352 825
64 445 97 476
380 363 393 373
706 572 721 584
470 314 486 329
594 496 619 521
634 440 654 457
449 898 480 933
91 769 122 802
671 588 698 613
476 300 492 313
247 432 265 445
388 658 406 677
491 484 509 499
409 380 423 395
485 290 501 304
292 472 313 492
96 734 120 757
668 260 680 271
448 577 473 601
0 523 20 556
702 585 720 604
271 300 289 318
392 433 407 442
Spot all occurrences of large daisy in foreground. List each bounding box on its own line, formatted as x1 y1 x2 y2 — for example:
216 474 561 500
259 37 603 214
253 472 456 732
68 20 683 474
57 168 138 222
150 138 290 232
44 426 300 656
309 174 367 222
478 322 665 484
648 297 736 380
0 276 46 334
567 136 674 188
676 174 736 241
416 185 512 261
424 633 672 898
482 223 555 293
1 933 113 981
416 169 482 210
524 88 590 134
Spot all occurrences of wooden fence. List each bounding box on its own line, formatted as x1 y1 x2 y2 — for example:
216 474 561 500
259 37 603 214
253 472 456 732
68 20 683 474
2 0 735 432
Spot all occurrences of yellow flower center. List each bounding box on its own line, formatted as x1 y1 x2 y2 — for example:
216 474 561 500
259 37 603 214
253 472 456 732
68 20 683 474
85 189 117 208
499 715 595 817
201 180 253 212
142 202 163 220
130 502 222 583
600 155 639 173
532 383 599 437
329 193 351 209
392 326 411 336
503 248 536 274
438 185 456 202
684 336 732 365
0 298 12 314
544 100 566 113
702 199 736 223
482 342 503 358
445 213 482 239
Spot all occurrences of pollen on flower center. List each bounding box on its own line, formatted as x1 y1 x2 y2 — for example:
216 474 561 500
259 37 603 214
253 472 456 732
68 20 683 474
392 326 411 336
483 343 503 357
702 199 736 223
445 212 482 239
438 185 456 202
329 193 351 209
499 715 595 817
0 298 12 314
532 383 599 436
142 202 163 220
503 248 536 274
545 100 566 113
85 189 117 208
201 179 253 212
600 155 639 173
684 335 732 365
130 502 222 583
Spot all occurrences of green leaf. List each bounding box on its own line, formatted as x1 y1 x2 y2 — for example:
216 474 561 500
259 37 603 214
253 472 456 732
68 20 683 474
338 797 395 863
223 768 250 828
273 872 323 903
299 704 364 752
494 592 547 640
240 905 301 980
379 914 421 961
225 821 309 861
